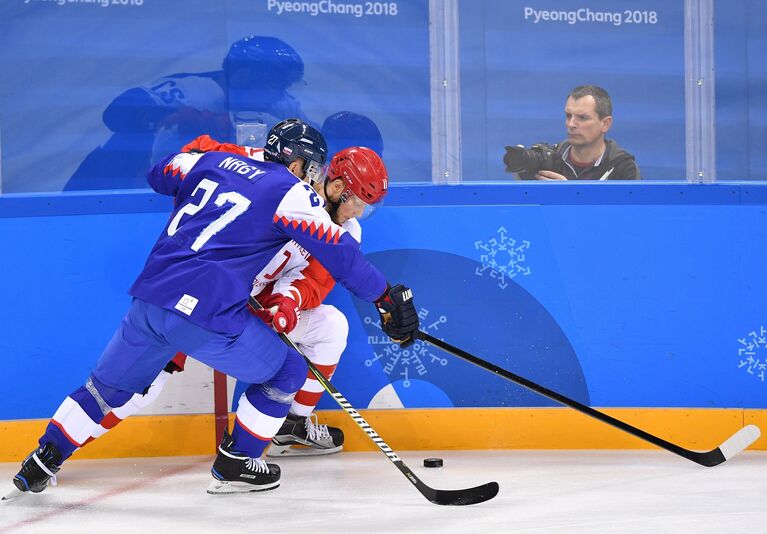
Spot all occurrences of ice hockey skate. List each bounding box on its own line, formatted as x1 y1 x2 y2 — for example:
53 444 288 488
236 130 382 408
267 413 344 457
207 430 281 494
8 442 63 498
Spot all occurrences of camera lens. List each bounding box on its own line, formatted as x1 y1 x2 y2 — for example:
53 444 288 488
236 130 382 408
504 146 539 173
503 144 558 175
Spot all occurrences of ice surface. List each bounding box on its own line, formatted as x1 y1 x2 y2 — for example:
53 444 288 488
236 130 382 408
1 450 765 533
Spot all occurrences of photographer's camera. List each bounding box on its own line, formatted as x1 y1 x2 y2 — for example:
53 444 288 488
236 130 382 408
503 143 558 174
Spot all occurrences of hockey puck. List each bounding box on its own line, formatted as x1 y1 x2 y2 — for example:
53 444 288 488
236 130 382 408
423 457 443 468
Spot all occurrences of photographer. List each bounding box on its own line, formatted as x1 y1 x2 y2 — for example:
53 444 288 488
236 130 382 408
504 85 640 181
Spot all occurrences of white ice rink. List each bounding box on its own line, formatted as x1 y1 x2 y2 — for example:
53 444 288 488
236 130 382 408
1 450 765 533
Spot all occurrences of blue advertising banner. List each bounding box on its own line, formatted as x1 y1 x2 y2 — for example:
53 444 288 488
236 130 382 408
2 185 765 421
310 201 767 410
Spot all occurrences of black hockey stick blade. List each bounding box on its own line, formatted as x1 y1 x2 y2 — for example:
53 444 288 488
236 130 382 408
249 296 499 505
326 388 498 505
416 331 761 467
423 480 500 506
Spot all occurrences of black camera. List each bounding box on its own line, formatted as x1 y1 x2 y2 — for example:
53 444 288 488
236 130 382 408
503 143 559 174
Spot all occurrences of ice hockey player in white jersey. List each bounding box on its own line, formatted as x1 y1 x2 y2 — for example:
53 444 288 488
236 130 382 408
251 141 388 456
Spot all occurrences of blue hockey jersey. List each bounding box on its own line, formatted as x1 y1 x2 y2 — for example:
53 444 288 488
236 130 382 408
129 150 387 334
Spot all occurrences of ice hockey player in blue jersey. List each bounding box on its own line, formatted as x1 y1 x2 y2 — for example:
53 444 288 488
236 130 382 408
11 119 419 496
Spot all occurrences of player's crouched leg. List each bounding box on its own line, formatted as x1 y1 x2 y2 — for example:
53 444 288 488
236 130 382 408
12 375 133 494
208 348 307 495
269 305 347 457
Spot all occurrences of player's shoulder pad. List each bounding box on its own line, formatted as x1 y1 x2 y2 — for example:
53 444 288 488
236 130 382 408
343 217 362 244
163 152 205 180
274 181 347 242
276 179 329 218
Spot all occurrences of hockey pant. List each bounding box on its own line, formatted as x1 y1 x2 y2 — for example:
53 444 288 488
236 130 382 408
283 304 348 417
86 353 187 443
38 298 307 461
87 303 348 441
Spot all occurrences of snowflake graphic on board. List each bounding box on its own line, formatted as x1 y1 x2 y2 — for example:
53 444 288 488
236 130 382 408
736 326 767 383
474 226 530 289
363 308 448 387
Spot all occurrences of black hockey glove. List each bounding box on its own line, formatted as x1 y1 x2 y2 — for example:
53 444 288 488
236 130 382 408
375 284 419 348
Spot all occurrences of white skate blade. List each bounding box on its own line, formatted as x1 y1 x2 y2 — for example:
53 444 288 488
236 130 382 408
266 443 342 457
206 478 280 495
2 487 24 501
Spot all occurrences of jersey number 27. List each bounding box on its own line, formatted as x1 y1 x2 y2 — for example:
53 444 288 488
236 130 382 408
167 178 251 251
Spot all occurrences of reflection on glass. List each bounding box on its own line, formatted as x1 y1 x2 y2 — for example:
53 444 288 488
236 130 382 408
236 123 268 149
64 35 308 190
321 111 385 159
714 0 767 181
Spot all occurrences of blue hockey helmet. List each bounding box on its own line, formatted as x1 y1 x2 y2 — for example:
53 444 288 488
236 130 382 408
264 118 328 183
223 36 304 90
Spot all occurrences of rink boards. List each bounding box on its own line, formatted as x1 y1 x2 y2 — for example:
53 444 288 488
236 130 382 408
1 183 766 458
0 407 765 461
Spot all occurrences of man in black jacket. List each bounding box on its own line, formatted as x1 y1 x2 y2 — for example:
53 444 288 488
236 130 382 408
506 85 640 181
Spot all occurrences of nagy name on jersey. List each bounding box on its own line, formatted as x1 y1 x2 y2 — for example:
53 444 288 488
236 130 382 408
218 156 267 180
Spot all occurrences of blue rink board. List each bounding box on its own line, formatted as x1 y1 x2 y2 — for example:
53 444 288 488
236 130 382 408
1 183 766 420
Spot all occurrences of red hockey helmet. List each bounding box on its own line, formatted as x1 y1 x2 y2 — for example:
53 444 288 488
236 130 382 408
328 147 388 206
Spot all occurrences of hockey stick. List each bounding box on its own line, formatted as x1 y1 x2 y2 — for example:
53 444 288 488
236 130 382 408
416 331 761 467
249 296 498 505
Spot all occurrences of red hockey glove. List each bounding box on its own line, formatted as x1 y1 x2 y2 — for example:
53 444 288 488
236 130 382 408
256 293 301 334
180 134 248 156
375 284 419 348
